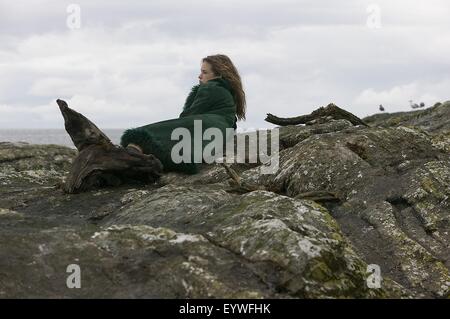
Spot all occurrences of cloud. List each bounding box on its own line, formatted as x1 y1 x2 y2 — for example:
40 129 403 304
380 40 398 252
354 78 450 116
0 0 449 129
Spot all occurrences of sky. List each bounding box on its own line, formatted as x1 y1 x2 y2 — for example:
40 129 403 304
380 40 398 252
0 0 449 130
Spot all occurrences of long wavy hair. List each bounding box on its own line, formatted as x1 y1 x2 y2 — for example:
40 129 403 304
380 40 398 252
202 54 246 121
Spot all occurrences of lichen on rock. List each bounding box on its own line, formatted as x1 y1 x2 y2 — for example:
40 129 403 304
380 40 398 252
0 103 448 298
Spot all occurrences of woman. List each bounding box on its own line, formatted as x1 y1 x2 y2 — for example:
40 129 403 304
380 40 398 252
57 54 245 193
120 54 246 174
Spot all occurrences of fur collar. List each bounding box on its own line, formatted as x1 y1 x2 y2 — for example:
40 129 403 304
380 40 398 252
182 78 233 111
182 84 201 111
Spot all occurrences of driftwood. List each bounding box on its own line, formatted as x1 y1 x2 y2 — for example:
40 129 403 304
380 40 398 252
220 163 341 203
265 103 368 127
220 163 266 194
57 99 163 194
57 99 112 151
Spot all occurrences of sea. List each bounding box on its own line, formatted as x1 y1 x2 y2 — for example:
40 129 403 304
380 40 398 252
0 129 126 148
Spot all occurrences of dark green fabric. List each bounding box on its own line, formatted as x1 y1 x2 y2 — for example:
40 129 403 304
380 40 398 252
120 78 237 174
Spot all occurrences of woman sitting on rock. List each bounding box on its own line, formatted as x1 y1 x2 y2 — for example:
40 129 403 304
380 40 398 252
57 54 246 193
121 54 246 174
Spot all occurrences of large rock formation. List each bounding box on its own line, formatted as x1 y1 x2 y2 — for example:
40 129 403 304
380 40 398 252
0 102 449 298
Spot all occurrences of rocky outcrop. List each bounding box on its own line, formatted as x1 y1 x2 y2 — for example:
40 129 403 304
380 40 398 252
0 102 449 298
363 101 449 134
363 101 450 153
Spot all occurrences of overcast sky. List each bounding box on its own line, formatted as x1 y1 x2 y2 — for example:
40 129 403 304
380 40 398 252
1 0 449 129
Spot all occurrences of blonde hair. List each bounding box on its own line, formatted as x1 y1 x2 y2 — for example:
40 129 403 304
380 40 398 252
202 54 246 121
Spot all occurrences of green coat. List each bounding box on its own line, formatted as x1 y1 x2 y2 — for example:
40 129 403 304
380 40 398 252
120 78 237 174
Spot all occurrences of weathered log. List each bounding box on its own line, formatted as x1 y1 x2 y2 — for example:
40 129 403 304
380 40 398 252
220 163 266 194
56 99 113 151
265 103 369 127
57 99 163 193
220 163 341 202
63 144 163 193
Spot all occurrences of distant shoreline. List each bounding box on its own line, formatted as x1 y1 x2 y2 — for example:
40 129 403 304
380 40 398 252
0 129 125 148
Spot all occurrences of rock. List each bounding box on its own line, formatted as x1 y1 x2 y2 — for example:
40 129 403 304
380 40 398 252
363 101 450 154
0 103 448 298
363 101 450 134
100 182 414 298
238 127 449 298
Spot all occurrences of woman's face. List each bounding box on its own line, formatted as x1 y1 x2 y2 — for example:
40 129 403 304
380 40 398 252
198 61 218 84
